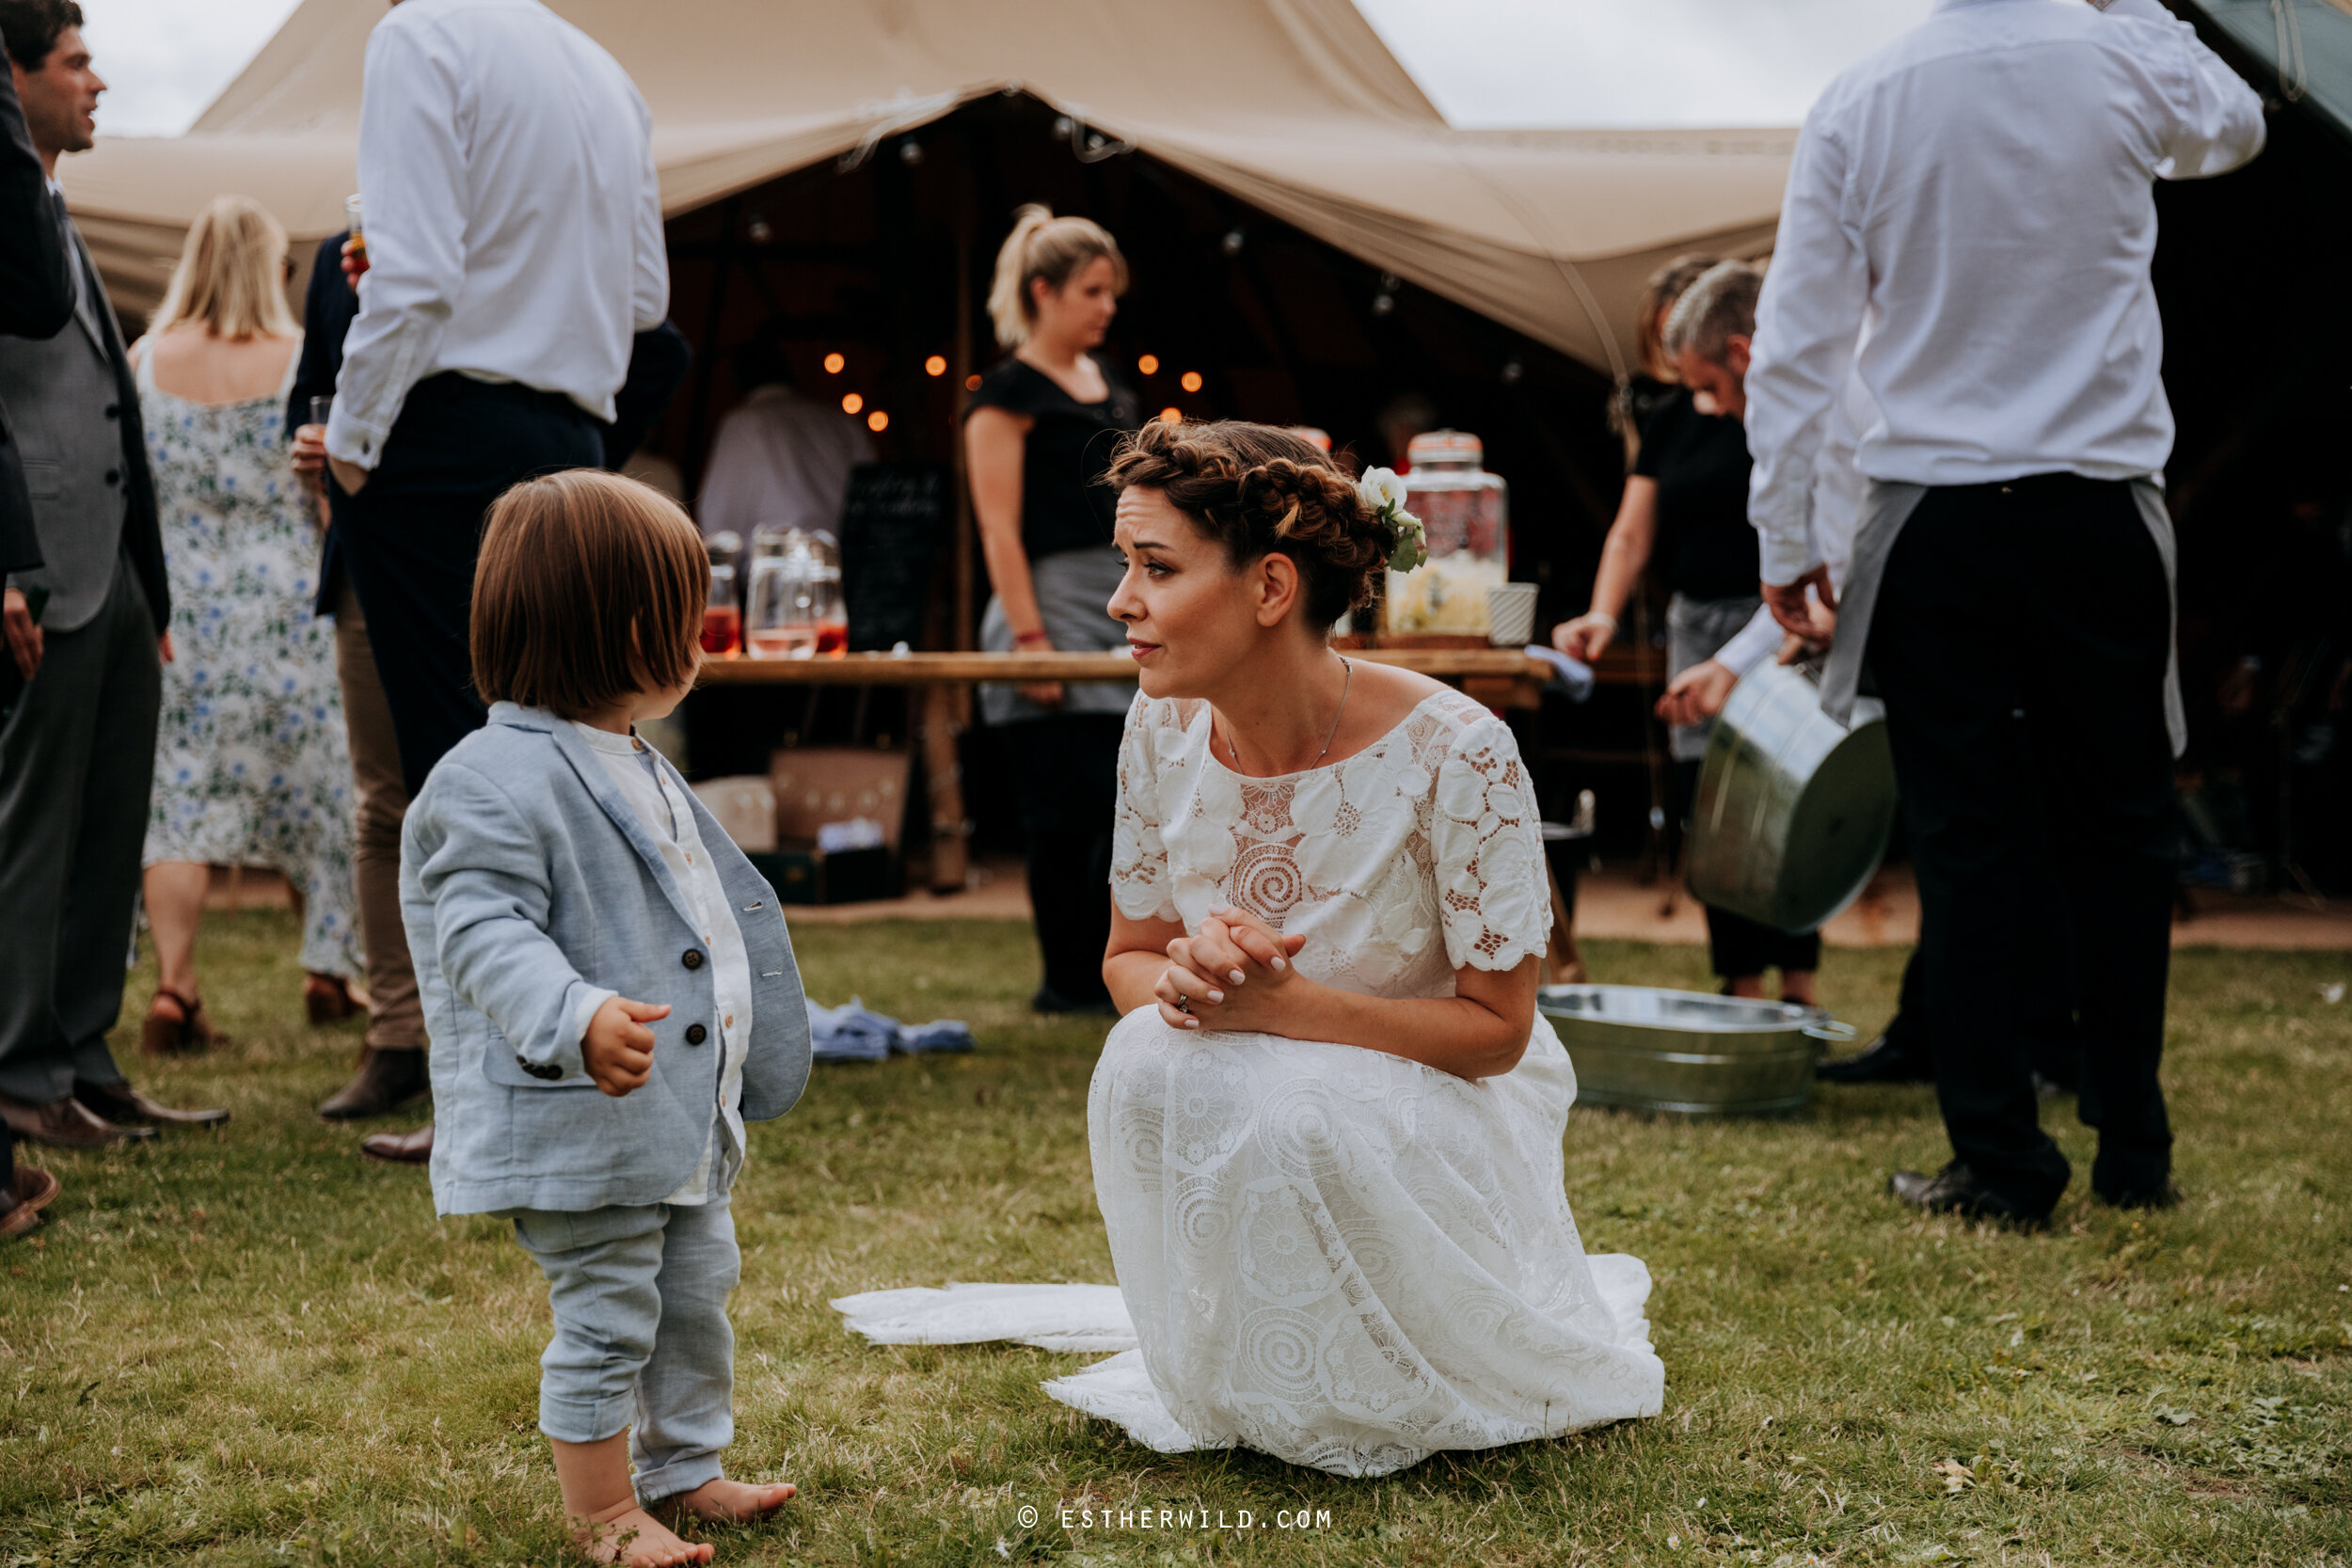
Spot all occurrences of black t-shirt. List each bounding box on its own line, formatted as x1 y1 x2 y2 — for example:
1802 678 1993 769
966 356 1139 560
1633 387 1761 600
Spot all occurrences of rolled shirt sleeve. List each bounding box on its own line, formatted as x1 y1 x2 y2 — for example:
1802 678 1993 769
1743 111 1868 588
327 20 470 470
2105 0 2268 180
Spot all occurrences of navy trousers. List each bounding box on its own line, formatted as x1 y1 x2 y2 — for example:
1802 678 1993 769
334 373 602 795
1868 474 2176 1212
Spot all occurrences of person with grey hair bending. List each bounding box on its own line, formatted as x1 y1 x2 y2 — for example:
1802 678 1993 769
1554 258 1820 1006
964 205 1140 1014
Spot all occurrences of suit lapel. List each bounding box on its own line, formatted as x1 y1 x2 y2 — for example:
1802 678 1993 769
538 717 706 938
53 199 107 359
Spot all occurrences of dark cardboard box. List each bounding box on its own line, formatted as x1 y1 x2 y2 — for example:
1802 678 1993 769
746 844 898 907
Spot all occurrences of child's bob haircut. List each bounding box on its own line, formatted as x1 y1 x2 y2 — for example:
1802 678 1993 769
470 469 707 719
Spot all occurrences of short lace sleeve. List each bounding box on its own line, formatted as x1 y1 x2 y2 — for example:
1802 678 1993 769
1429 710 1552 972
1110 695 1180 923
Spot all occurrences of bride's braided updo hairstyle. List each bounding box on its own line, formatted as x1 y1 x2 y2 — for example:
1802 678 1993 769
1104 420 1391 630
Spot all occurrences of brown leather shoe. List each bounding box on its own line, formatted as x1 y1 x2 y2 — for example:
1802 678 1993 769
2 1164 61 1240
317 1048 428 1121
359 1124 433 1164
0 1093 157 1148
72 1080 230 1130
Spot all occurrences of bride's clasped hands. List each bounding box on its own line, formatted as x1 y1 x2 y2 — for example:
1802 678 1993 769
1151 904 1304 1034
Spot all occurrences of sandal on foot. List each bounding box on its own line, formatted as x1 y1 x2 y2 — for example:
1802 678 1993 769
141 989 229 1057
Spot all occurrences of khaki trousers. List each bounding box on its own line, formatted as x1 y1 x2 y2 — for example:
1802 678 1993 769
334 577 425 1051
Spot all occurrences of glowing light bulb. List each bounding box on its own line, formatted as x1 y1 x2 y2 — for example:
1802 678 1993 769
924 355 946 376
823 353 846 374
964 373 982 391
1137 354 1160 376
1157 406 1182 425
841 392 864 415
1180 371 1203 393
866 410 889 433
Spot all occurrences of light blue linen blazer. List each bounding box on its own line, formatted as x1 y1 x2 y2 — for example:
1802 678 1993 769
401 703 812 1215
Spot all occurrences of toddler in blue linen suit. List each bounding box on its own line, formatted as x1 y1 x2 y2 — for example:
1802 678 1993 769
401 470 810 1566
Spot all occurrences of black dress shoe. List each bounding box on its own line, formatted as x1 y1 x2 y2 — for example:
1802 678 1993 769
359 1124 434 1165
73 1080 230 1129
1817 1029 1933 1085
2095 1180 2181 1211
0 1093 156 1148
317 1048 429 1121
1887 1162 2050 1226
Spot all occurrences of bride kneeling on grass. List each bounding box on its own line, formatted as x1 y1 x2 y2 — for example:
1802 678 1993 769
837 420 1662 1476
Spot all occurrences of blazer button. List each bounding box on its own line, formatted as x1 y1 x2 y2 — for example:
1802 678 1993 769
103 468 120 485
103 403 119 419
681 948 705 971
684 1023 708 1045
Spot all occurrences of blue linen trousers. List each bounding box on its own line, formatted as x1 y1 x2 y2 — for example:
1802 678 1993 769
507 1197 742 1502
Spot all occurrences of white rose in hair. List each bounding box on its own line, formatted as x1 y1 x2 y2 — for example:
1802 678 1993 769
1359 467 1408 515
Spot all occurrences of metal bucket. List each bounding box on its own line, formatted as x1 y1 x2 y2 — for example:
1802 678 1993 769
1540 984 1855 1116
1683 659 1898 934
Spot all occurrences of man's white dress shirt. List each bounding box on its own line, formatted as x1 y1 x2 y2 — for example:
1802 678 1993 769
571 723 752 1207
1744 0 2265 585
695 385 876 541
327 0 668 469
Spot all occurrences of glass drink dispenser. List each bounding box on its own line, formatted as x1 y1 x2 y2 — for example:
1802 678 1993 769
1382 430 1508 637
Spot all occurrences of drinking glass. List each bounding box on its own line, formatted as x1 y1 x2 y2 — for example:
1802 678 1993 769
702 557 741 657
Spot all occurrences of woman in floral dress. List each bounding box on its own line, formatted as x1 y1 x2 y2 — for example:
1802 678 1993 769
134 196 362 1052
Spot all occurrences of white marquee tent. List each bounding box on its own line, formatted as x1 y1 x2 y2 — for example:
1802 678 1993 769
56 0 1793 378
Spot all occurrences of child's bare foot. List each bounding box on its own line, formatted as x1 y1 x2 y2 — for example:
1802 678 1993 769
660 1477 797 1525
574 1502 713 1566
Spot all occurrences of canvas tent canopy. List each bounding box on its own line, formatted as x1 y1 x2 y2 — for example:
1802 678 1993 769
56 0 1794 378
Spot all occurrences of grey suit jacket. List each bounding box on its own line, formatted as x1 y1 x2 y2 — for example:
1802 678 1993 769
403 704 813 1215
0 42 74 577
0 213 167 634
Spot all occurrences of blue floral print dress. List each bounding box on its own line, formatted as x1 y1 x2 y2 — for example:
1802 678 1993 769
137 336 361 978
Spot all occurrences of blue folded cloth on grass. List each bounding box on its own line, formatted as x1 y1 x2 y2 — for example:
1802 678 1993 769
807 996 976 1064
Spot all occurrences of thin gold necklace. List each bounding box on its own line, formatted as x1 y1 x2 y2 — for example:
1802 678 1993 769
1224 657 1353 773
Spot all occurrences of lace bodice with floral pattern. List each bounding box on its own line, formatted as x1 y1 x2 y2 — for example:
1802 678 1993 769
1111 687 1550 998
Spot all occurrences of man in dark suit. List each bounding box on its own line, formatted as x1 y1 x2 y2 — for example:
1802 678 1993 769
0 0 223 1150
0 12 74 1238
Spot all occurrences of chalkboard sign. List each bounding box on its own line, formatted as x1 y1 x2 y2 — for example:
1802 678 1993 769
838 461 947 652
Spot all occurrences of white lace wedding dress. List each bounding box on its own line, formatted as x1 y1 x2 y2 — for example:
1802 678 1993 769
834 688 1664 1476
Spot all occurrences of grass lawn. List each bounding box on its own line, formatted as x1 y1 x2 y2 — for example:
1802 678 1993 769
1 911 2347 1567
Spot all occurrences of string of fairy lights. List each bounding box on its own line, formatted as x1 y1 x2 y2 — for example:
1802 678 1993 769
818 347 1204 434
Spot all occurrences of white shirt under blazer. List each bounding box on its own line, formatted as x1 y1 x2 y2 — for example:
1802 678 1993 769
1741 0 2264 751
326 0 669 470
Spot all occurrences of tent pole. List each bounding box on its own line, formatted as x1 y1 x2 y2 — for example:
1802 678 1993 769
919 124 980 894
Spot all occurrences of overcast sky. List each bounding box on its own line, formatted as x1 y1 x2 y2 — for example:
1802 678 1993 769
77 0 1935 139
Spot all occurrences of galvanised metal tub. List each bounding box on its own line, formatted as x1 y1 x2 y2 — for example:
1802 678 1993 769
1539 983 1855 1117
1683 659 1899 934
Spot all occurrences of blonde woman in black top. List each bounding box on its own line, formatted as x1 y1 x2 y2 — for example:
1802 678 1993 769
965 206 1140 1012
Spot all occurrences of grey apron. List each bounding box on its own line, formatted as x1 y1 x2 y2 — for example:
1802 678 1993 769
1665 592 1765 763
978 545 1136 726
1821 477 2186 758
